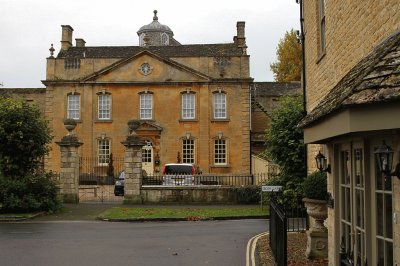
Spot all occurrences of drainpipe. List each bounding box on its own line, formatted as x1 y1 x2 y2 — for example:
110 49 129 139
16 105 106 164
297 0 308 176
249 83 253 176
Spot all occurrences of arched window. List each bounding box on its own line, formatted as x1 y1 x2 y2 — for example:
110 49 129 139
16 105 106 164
161 33 169 46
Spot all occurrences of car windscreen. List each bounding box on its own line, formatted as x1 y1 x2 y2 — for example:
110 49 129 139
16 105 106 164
164 165 192 175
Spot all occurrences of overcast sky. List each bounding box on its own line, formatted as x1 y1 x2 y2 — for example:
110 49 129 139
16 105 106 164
0 0 299 88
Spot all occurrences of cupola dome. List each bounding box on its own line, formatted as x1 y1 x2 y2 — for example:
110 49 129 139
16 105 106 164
137 10 174 46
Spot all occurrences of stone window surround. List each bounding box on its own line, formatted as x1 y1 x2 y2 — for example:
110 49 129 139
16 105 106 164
138 90 154 120
96 90 112 121
212 135 229 166
180 89 196 120
181 136 196 164
317 0 326 61
97 137 111 166
66 91 81 121
212 89 228 120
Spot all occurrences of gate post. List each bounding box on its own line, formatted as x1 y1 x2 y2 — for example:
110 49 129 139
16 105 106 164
56 119 82 203
122 120 145 204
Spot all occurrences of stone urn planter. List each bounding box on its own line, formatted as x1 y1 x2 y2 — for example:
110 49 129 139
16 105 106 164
63 118 77 135
303 198 328 232
302 171 328 259
127 120 141 135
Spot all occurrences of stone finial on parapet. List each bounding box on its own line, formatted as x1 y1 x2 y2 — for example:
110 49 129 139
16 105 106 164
123 119 144 145
58 118 82 145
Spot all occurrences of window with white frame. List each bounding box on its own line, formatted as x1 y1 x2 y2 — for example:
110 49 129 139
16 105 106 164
182 139 195 164
67 94 80 119
213 92 227 119
142 147 152 163
214 139 227 165
140 93 153 119
98 94 111 120
98 139 110 165
182 93 195 119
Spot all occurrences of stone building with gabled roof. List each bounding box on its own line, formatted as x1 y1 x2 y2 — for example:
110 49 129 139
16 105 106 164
43 10 252 176
299 0 400 264
250 81 300 177
251 81 301 155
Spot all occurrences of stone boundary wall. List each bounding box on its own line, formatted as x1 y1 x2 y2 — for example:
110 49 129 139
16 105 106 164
141 186 237 203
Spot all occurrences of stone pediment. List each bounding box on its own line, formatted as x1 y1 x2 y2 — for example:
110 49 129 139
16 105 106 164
134 121 163 132
82 50 211 83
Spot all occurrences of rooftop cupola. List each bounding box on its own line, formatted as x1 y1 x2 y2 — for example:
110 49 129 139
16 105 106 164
137 10 176 46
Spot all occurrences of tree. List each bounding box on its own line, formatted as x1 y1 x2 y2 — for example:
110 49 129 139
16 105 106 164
0 96 60 213
270 29 302 82
263 95 305 207
0 96 53 178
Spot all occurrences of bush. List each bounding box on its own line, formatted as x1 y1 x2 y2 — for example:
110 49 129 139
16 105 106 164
302 171 327 200
0 173 62 213
230 186 260 204
262 175 303 210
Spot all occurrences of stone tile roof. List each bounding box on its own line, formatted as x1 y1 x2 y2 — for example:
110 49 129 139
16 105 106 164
300 29 400 127
57 43 244 58
0 88 46 94
252 82 301 96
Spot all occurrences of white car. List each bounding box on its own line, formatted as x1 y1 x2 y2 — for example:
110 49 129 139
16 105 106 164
162 163 197 186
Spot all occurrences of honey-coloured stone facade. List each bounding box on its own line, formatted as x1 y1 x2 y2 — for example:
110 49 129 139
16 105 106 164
302 1 400 265
43 17 251 176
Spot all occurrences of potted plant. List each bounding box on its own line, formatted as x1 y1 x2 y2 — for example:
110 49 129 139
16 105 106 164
302 171 328 232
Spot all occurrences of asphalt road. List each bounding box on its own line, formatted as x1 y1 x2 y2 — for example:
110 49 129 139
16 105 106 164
0 219 267 266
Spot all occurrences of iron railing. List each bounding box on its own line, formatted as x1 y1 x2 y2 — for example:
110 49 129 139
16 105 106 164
79 156 124 185
270 201 287 266
142 174 272 186
269 197 308 266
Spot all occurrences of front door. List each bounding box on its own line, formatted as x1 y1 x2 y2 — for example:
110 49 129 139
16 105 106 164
142 141 154 175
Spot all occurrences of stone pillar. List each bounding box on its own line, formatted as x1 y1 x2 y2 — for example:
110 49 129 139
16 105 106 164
122 120 145 204
56 134 82 203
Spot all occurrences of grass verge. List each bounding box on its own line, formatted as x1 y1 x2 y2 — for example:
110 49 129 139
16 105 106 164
98 207 269 220
0 212 41 221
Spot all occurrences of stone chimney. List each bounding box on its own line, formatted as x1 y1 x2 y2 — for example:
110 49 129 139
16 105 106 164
75 38 86 47
61 25 74 51
236 21 247 54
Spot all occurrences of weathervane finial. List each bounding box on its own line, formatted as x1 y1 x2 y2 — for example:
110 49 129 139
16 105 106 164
153 10 158 21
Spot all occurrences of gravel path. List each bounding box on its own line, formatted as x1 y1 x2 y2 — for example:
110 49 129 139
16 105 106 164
257 232 329 265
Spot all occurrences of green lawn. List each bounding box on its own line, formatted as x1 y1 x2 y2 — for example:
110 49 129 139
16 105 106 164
99 207 269 220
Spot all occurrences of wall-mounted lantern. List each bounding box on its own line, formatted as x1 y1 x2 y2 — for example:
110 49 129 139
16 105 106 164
315 151 331 173
154 152 160 166
374 141 400 178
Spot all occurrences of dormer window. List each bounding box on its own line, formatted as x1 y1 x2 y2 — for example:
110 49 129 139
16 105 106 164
161 33 169 46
